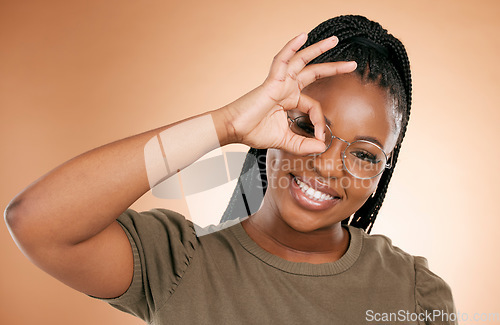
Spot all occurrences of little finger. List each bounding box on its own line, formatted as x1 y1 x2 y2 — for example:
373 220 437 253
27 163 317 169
268 33 308 82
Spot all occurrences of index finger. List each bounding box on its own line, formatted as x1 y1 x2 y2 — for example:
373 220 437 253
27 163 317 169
294 93 327 143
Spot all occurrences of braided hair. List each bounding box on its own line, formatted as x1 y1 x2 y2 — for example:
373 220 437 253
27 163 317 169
220 15 412 234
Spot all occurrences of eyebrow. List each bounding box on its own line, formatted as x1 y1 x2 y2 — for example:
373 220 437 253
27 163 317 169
354 135 384 149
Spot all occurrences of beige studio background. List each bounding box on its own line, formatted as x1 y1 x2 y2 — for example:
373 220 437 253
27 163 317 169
1 0 499 324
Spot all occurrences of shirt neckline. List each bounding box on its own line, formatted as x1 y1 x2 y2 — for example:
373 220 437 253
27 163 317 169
229 222 364 276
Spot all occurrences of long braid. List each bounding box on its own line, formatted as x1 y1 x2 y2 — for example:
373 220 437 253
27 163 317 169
349 31 413 232
220 148 267 223
221 15 412 234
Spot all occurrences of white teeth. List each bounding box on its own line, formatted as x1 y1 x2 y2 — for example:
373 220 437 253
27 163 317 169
294 177 335 201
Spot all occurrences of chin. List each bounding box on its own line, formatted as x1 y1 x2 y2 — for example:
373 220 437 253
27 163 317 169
278 210 337 233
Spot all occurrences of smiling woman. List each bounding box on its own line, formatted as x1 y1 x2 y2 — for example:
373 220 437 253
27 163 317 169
221 16 411 236
4 14 456 325
246 74 398 245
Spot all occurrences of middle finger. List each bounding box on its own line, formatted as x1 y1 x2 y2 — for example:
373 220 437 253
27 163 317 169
294 93 327 142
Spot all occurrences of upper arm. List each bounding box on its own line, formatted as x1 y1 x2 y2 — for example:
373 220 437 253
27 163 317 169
31 220 135 299
10 207 198 321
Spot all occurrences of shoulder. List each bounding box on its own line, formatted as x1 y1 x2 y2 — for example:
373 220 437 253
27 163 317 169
350 227 417 292
353 227 456 318
89 208 199 321
117 208 197 244
353 227 415 266
116 207 192 228
115 208 199 273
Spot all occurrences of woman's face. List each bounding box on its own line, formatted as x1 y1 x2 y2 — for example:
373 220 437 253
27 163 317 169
265 73 399 233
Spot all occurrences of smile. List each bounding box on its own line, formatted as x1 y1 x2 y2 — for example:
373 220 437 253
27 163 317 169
288 174 341 211
294 177 334 202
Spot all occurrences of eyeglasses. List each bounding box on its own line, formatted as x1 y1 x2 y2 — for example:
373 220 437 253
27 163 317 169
287 114 393 179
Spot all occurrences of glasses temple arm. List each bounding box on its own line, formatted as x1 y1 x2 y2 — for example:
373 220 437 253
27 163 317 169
386 150 395 168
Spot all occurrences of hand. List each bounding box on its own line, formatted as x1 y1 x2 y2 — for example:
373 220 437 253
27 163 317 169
222 33 357 155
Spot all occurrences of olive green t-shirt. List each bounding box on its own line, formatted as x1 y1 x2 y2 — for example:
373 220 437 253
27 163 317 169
90 208 456 324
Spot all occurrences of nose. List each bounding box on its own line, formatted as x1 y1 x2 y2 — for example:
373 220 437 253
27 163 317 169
309 139 346 179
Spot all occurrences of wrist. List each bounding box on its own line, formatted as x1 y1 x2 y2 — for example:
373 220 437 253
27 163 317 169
210 107 238 147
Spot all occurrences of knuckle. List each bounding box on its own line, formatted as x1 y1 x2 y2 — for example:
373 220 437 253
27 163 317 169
300 56 309 66
287 71 297 80
319 45 330 54
273 54 289 65
297 137 306 152
281 58 290 65
297 79 305 91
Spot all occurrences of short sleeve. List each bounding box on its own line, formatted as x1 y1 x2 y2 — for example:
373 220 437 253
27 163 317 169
414 256 457 325
88 208 198 323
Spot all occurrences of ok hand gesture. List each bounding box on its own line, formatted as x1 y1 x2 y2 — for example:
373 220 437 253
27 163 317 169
222 33 357 155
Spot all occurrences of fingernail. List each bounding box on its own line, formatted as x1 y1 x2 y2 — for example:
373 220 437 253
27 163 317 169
327 36 338 44
317 141 326 153
347 61 357 69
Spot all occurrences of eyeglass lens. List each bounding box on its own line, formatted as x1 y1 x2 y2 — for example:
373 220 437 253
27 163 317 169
289 115 386 179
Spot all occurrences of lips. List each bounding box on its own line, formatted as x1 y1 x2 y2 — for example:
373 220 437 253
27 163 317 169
291 174 341 199
288 173 342 211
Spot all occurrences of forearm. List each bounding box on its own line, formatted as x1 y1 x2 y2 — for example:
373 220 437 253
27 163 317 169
5 108 233 248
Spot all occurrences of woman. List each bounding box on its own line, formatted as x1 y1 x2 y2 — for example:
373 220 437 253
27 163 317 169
5 15 456 324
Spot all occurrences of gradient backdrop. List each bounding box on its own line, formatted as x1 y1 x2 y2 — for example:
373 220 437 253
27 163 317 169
1 0 499 324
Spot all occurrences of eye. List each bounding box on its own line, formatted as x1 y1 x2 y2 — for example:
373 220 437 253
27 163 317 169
295 117 315 137
349 150 380 164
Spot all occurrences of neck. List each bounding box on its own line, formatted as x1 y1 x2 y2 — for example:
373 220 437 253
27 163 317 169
241 197 350 264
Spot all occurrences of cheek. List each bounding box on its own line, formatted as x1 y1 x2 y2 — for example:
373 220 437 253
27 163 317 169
266 150 305 175
343 177 379 208
265 150 309 190
265 149 288 190
348 177 378 191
